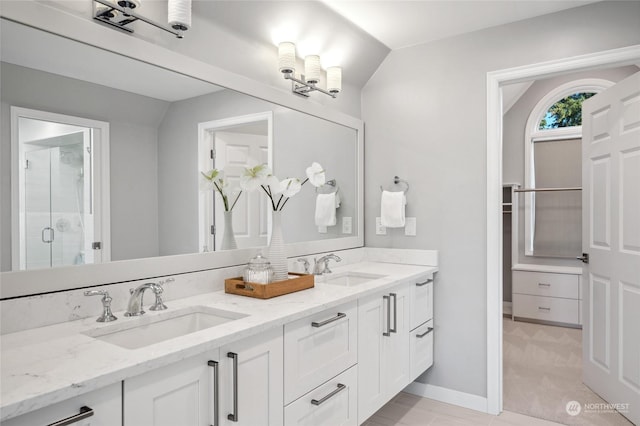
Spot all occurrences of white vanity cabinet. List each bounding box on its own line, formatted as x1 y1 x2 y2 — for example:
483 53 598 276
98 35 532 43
357 283 411 423
409 273 435 381
219 326 284 426
3 382 121 426
124 350 219 426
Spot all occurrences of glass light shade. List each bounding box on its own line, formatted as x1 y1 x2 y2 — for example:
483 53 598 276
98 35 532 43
278 42 296 74
327 67 342 94
168 0 191 30
117 0 141 8
304 55 321 84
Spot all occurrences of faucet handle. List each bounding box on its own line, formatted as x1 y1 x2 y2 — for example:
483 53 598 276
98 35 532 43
149 282 168 311
297 258 310 274
84 290 117 322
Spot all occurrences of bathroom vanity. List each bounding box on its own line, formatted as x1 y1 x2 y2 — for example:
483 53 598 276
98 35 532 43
1 259 436 426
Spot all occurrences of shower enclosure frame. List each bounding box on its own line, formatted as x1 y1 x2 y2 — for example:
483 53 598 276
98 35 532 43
10 107 111 271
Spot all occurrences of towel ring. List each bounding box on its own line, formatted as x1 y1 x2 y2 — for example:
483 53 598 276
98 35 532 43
316 179 338 194
380 176 409 193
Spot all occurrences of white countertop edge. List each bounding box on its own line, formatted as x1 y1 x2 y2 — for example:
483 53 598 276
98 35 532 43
511 263 583 275
1 261 437 421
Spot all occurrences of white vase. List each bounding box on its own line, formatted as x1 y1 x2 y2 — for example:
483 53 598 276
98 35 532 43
221 211 237 250
267 210 288 281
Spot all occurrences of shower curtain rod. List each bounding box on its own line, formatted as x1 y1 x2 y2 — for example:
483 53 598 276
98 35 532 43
514 187 582 193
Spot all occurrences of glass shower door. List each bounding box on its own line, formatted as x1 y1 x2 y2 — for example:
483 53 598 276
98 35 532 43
24 148 53 270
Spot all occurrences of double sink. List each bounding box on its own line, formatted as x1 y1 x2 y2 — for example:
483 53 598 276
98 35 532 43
83 271 386 350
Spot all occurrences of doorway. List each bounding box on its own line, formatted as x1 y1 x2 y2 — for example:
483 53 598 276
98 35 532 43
486 45 640 417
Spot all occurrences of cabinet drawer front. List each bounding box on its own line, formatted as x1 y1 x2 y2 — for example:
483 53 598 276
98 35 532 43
410 274 434 330
513 294 580 324
284 301 358 404
513 271 579 299
3 382 122 426
285 365 358 426
410 320 434 381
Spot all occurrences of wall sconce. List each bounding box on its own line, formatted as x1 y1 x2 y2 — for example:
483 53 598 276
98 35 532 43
278 42 342 98
93 0 191 39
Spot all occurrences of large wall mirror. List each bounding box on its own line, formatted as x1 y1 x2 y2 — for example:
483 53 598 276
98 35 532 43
0 16 362 297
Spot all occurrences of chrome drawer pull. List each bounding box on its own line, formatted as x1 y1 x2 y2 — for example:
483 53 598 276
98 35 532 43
311 312 346 328
538 307 551 311
47 406 94 426
417 327 434 338
538 283 551 287
208 360 219 426
227 352 238 422
390 293 397 333
416 279 433 287
311 383 346 406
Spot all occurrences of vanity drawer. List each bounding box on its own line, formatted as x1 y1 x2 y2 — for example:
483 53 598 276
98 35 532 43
410 273 434 330
513 294 580 325
285 365 358 426
513 271 579 299
284 300 358 404
410 319 434 381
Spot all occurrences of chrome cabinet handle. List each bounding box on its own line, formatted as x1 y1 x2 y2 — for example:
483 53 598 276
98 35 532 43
417 327 434 338
227 352 238 422
208 360 219 426
311 383 346 406
416 279 433 287
383 295 391 336
538 307 551 311
538 283 551 287
47 406 94 426
390 293 397 333
311 312 346 328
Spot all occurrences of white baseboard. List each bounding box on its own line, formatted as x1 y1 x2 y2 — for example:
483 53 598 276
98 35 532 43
403 381 489 413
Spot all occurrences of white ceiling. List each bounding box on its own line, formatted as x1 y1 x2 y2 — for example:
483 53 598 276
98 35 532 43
321 0 598 50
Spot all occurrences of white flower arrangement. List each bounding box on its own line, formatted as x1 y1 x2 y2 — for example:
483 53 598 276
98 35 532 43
200 169 242 212
240 162 326 211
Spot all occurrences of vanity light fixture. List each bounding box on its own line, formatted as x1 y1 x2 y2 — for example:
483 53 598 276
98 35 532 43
93 0 191 39
278 42 342 98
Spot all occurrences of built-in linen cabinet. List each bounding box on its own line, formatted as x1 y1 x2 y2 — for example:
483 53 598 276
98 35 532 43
2 382 122 426
357 283 411 424
123 326 283 426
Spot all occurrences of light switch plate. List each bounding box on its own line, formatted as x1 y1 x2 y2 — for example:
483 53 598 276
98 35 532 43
405 217 417 236
318 226 327 233
376 217 387 235
342 216 352 234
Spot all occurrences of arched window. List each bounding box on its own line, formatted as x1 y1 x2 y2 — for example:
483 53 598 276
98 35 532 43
523 79 612 257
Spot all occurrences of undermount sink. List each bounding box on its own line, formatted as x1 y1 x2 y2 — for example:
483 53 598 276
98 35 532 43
322 271 387 287
83 306 247 349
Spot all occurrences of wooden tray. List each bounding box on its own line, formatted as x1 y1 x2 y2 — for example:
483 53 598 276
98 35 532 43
224 273 314 299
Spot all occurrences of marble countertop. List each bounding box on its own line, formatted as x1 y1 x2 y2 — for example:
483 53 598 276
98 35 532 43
0 261 437 421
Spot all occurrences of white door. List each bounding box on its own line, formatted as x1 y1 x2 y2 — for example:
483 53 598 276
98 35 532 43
214 132 269 249
220 327 283 426
384 287 411 396
582 71 640 425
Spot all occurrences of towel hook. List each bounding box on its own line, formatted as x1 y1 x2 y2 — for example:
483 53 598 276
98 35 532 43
380 176 409 193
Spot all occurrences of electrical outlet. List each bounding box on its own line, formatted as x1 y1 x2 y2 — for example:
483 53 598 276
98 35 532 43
318 226 327 233
342 216 352 234
405 217 417 236
376 217 387 235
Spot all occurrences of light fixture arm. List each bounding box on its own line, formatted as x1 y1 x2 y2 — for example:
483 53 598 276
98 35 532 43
284 73 337 99
93 0 185 39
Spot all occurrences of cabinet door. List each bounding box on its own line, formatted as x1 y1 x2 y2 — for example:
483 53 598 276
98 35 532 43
124 349 219 426
284 365 358 426
284 300 357 404
220 326 283 426
384 285 411 396
357 293 387 424
410 274 434 330
3 382 121 426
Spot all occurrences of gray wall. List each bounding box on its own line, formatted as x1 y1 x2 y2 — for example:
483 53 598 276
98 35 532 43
0 62 168 269
361 1 640 398
503 66 638 269
158 89 358 255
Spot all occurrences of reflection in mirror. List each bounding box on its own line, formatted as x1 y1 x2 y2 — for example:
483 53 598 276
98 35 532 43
0 18 359 274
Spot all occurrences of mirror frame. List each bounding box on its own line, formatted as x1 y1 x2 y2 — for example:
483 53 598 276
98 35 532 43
0 2 364 299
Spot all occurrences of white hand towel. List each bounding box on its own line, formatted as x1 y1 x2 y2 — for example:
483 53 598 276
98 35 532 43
315 193 338 226
380 190 406 228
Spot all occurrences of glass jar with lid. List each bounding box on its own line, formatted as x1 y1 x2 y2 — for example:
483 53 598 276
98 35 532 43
243 253 274 284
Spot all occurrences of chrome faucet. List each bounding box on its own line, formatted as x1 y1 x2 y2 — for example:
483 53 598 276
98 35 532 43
84 290 117 322
313 254 342 275
125 283 163 317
